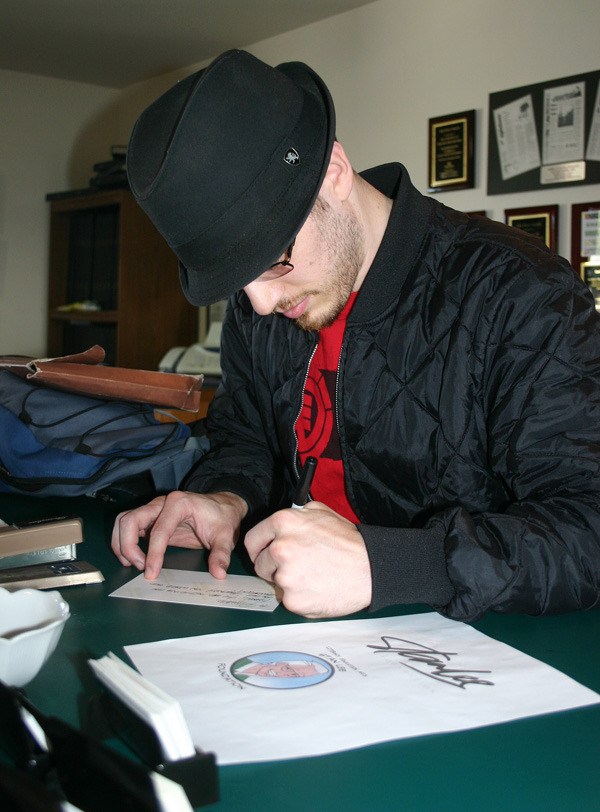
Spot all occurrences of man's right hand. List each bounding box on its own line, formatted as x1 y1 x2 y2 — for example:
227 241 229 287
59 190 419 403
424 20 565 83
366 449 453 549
110 490 248 581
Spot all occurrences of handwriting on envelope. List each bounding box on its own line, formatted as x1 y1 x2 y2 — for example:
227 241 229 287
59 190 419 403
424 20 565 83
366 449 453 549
110 569 280 612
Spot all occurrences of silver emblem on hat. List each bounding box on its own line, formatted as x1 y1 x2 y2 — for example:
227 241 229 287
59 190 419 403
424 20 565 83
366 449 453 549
284 148 300 166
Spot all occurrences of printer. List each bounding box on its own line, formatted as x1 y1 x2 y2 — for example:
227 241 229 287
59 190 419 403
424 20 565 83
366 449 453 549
159 321 222 377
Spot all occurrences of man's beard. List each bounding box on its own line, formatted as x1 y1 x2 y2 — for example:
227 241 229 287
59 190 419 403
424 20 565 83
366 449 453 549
277 198 366 332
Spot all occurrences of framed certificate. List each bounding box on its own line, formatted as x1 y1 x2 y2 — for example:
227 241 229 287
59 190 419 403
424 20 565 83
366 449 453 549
571 201 600 270
505 204 558 252
581 261 600 311
572 202 600 310
428 110 475 192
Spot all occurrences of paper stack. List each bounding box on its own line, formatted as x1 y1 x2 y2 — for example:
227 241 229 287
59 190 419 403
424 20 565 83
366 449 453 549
88 652 196 762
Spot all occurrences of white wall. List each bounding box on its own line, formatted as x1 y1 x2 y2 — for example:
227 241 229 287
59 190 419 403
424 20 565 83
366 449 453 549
0 69 118 355
2 0 599 356
249 0 600 251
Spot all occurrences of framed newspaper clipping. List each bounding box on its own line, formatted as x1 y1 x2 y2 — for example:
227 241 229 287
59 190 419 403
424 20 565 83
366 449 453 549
488 69 600 194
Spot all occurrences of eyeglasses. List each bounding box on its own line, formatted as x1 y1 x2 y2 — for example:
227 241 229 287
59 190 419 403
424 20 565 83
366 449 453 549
260 239 296 281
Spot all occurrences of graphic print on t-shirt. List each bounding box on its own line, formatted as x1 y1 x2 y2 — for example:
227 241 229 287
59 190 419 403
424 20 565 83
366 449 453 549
296 368 340 460
295 292 359 522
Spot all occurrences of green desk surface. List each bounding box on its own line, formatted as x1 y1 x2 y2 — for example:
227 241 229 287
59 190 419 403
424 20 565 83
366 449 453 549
1 493 599 812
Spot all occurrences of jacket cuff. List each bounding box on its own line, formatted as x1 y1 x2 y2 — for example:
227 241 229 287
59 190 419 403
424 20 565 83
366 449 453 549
358 524 454 611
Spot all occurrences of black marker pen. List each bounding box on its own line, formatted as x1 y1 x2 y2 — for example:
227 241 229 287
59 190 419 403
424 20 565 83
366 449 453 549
291 456 318 509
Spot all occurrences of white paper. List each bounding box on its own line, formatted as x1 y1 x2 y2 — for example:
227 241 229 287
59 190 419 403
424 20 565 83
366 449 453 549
493 94 541 180
125 613 600 765
543 81 585 165
110 569 280 612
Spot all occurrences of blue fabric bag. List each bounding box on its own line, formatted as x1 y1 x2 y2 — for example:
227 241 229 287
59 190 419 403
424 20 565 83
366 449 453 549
0 371 207 498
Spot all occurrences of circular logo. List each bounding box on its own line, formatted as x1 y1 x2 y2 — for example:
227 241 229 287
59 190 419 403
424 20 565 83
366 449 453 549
230 651 334 689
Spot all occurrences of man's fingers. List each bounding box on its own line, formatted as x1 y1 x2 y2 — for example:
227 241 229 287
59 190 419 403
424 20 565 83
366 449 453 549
253 544 278 583
143 492 197 578
111 490 246 583
110 497 165 569
244 510 288 563
111 492 193 579
207 536 233 580
245 503 371 617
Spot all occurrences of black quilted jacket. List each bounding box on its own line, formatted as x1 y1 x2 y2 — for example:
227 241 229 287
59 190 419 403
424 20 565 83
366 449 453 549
185 163 600 621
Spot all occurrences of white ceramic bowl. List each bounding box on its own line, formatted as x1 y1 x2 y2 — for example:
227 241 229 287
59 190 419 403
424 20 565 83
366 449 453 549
0 587 70 686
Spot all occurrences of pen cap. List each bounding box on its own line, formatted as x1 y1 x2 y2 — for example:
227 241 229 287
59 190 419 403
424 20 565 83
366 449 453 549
292 456 318 507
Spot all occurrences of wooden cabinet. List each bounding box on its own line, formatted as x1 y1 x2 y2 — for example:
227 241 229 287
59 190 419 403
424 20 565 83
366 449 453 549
46 188 198 369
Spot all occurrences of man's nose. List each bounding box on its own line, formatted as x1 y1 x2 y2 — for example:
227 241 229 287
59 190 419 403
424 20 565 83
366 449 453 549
243 279 280 315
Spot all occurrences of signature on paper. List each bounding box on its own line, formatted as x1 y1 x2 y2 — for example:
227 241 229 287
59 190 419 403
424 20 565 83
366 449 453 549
367 636 494 689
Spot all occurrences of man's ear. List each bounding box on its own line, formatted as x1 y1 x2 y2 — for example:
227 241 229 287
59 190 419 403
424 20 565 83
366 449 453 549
322 141 354 203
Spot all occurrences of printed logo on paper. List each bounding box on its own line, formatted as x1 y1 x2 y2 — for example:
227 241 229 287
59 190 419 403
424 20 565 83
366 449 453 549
230 651 333 689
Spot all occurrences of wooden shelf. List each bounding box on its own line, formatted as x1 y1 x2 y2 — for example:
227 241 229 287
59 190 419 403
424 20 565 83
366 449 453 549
46 188 198 369
49 309 119 323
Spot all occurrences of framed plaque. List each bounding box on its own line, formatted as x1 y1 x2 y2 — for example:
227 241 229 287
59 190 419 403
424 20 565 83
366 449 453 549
505 204 558 252
572 202 600 310
571 201 600 269
581 261 600 311
428 110 475 192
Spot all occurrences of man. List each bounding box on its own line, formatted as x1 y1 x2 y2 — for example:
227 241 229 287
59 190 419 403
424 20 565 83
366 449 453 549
112 49 600 621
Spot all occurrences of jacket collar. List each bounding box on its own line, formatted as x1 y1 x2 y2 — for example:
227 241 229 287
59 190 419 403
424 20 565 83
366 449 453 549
349 162 434 324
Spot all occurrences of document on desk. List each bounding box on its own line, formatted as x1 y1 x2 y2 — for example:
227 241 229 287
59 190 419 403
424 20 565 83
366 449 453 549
110 569 280 612
125 612 600 765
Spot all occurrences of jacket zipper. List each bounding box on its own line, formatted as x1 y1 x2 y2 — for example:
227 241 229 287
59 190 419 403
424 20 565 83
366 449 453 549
334 339 345 440
335 336 361 522
292 339 319 483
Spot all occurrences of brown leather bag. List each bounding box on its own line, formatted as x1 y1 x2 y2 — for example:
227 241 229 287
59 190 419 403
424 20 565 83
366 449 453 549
0 346 203 411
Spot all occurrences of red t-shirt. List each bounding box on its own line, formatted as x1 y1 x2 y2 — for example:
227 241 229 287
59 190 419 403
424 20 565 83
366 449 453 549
295 293 359 522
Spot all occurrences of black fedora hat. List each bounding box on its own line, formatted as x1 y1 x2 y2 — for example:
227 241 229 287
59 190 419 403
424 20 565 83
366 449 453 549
127 49 336 306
